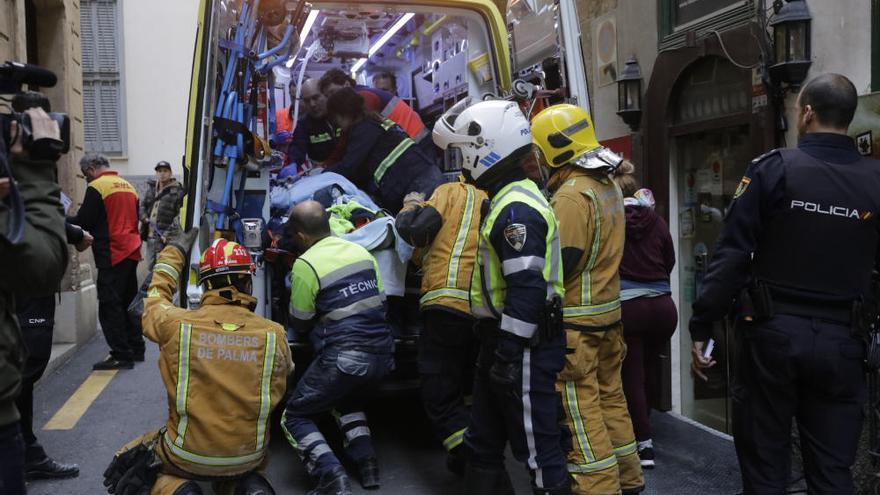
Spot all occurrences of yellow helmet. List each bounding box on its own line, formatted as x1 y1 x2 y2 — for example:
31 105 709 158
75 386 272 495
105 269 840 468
531 104 607 169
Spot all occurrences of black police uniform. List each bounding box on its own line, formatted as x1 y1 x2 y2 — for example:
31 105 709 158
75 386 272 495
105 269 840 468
690 133 880 494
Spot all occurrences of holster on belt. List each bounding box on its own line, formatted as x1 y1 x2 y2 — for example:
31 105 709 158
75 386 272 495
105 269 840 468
738 282 774 323
532 295 564 347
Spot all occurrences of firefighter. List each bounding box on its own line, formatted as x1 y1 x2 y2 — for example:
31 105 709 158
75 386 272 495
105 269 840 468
395 180 487 475
531 104 645 495
103 233 292 495
433 99 569 495
281 200 394 495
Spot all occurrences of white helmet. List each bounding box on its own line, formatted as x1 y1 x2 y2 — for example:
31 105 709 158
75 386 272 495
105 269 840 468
432 98 532 187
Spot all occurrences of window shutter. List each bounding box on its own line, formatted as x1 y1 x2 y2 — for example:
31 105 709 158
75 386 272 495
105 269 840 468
80 0 124 154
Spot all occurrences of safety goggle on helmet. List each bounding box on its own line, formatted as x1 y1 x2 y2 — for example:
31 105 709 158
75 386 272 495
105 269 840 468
432 98 533 187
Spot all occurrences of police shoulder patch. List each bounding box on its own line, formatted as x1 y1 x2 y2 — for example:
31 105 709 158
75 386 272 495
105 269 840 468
504 223 527 251
733 176 751 199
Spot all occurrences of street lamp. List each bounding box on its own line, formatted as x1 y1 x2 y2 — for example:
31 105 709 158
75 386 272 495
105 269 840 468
617 55 642 131
769 0 812 86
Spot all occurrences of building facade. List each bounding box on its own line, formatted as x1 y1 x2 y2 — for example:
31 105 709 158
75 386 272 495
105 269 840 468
573 0 877 435
1 0 97 346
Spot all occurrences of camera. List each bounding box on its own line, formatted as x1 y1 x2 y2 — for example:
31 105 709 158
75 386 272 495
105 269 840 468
0 61 70 160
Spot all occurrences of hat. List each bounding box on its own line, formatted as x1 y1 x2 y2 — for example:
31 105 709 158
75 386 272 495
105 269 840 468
155 161 172 171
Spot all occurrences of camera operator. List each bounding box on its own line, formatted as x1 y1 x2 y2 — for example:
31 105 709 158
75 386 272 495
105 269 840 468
0 107 68 495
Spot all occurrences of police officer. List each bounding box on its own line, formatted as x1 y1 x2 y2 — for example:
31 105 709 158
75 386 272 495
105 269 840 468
395 180 487 475
281 200 394 495
433 99 569 495
532 104 644 495
104 233 292 495
689 73 880 494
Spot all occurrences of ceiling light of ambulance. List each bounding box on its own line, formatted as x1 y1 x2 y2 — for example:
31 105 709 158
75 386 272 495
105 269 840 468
351 12 415 74
285 9 321 68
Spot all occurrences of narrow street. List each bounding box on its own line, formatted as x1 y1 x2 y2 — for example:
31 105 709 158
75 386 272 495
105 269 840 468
27 335 743 495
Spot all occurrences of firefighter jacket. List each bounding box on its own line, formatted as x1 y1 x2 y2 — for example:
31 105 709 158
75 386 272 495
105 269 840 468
286 114 341 167
289 236 393 354
396 182 486 317
471 178 564 340
0 157 68 427
68 170 142 269
143 246 292 478
327 118 442 213
547 166 625 329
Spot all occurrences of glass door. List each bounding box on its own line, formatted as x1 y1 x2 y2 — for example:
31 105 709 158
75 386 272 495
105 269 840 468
675 125 750 433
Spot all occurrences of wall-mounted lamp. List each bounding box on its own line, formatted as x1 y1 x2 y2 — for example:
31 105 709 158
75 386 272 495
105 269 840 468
769 0 812 86
616 55 642 131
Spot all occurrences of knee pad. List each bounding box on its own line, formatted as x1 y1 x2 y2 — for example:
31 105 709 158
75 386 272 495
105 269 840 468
234 472 275 495
172 481 204 495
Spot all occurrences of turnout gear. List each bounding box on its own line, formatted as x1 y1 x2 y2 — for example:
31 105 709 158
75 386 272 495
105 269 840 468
286 115 340 168
396 182 487 316
283 236 393 486
547 166 625 329
129 245 292 481
466 172 568 492
540 104 643 495
689 132 880 493
433 99 532 187
531 104 622 172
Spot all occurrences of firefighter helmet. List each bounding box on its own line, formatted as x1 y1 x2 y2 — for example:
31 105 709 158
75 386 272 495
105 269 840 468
198 238 254 286
432 98 532 187
531 104 622 171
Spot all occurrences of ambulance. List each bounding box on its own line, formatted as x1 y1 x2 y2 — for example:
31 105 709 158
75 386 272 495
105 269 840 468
180 0 592 380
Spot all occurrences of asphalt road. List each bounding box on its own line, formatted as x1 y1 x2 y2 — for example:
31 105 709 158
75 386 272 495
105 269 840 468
28 334 742 494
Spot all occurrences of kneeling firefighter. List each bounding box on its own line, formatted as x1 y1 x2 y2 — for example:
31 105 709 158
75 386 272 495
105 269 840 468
103 233 293 495
532 104 645 494
433 99 570 495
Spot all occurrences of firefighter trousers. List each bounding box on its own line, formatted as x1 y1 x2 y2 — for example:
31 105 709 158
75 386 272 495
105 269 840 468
418 309 477 452
116 432 269 495
557 325 644 495
465 326 569 491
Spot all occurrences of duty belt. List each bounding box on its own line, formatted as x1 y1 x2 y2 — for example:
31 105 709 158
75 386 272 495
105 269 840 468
772 298 852 325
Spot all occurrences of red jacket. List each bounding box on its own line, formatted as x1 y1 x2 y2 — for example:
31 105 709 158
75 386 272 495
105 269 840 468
69 170 142 268
357 87 428 143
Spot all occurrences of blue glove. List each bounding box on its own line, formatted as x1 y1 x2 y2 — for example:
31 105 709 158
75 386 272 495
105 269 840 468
274 130 292 146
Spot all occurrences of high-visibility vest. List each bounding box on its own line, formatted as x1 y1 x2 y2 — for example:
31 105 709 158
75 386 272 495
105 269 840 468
380 96 429 144
470 179 564 330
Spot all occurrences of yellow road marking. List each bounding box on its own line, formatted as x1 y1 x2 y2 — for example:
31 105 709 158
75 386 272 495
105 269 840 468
43 370 117 430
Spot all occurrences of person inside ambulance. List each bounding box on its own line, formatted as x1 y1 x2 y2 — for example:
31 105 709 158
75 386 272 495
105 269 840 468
322 87 441 213
434 98 570 495
531 104 645 495
372 70 398 96
103 232 293 495
319 68 430 147
274 80 298 144
286 78 341 173
281 201 394 495
394 178 487 475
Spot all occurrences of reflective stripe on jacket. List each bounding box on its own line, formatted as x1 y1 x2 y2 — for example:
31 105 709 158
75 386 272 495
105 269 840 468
143 247 292 477
289 236 393 353
548 166 625 328
410 182 486 315
470 179 564 339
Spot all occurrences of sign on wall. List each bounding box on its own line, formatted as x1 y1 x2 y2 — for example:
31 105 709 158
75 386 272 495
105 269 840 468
593 14 617 87
849 92 880 160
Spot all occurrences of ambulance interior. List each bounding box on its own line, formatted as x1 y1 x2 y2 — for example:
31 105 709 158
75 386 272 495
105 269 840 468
279 2 566 173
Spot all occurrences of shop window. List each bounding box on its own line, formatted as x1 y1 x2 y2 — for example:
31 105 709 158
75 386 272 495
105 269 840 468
80 0 126 154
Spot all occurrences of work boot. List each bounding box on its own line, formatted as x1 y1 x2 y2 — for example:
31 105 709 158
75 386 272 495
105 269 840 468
533 479 572 495
357 457 380 490
25 456 79 480
93 355 134 370
307 466 352 495
463 464 514 495
446 444 469 477
622 485 646 494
